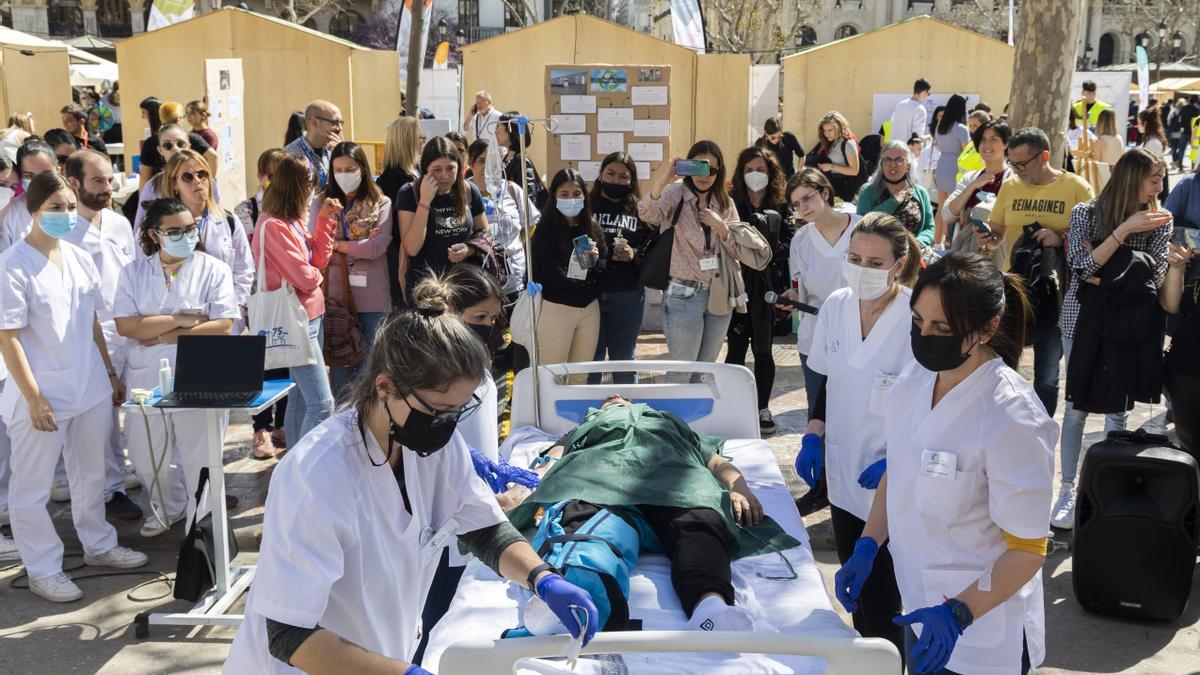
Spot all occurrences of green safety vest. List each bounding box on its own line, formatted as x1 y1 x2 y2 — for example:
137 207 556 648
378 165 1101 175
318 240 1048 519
881 119 893 144
1190 116 1200 164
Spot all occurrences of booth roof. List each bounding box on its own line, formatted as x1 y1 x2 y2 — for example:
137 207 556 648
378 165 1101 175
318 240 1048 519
779 14 1012 62
118 7 366 51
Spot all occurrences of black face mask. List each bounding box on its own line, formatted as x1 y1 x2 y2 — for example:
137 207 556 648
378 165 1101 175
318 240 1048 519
910 324 975 372
467 321 494 346
600 181 632 200
386 400 457 457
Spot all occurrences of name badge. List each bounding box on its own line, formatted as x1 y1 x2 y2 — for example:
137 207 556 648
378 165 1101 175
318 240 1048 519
567 256 588 280
874 371 898 390
420 520 458 560
348 272 368 288
699 256 719 271
921 450 957 480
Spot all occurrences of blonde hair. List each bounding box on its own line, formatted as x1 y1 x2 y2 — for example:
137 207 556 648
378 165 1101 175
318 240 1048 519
383 116 421 174
160 149 224 221
817 111 855 153
8 112 34 133
1095 108 1118 138
159 101 184 125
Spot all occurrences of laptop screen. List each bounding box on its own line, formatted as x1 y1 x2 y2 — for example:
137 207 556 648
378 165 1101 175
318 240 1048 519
173 335 266 393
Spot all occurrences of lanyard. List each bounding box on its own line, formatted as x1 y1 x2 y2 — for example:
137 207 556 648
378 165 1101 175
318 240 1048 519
289 220 312 264
339 197 356 268
299 138 327 189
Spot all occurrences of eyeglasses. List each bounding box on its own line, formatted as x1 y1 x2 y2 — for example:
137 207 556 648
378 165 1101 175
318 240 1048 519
160 140 187 151
316 116 345 128
156 225 198 242
881 156 908 167
791 190 823 209
406 389 483 427
180 170 210 183
1006 153 1041 171
56 155 71 164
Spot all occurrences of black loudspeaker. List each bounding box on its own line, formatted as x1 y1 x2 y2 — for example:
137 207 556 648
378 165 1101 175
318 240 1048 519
1165 367 1200 461
1073 430 1199 621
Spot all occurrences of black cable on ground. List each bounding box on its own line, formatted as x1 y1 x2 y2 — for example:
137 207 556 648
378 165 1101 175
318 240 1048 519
4 552 174 602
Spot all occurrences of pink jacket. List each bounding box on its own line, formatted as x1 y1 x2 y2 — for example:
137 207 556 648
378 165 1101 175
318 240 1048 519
251 214 336 320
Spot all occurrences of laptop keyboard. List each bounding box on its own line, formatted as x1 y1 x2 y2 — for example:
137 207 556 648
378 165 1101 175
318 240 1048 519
173 391 256 402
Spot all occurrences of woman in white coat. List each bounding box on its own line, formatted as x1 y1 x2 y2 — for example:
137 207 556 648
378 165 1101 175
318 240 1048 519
835 252 1057 675
0 172 148 603
114 198 239 537
796 213 919 658
225 298 597 675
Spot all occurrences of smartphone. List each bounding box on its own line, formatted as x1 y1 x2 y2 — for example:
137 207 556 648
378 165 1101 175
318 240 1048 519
972 220 991 235
572 234 595 269
1174 226 1198 249
674 159 711 177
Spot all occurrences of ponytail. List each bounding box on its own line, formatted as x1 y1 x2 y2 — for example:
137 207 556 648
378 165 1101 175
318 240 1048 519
897 231 921 287
993 273 1031 370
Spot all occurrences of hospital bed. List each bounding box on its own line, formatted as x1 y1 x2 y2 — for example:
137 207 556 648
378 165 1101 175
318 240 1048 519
425 361 901 674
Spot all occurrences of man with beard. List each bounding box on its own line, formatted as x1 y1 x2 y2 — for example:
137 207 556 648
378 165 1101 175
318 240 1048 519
62 149 142 522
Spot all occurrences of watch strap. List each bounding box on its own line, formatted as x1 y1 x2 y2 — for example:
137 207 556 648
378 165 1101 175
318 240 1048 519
527 562 557 594
944 598 974 630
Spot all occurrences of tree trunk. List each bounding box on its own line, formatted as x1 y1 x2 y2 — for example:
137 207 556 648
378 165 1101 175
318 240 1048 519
405 0 426 118
1007 0 1085 168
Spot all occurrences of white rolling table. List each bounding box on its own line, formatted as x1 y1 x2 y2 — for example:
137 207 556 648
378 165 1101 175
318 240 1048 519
129 379 293 637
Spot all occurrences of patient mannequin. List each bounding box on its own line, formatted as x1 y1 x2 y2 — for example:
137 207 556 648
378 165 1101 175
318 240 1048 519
494 394 766 632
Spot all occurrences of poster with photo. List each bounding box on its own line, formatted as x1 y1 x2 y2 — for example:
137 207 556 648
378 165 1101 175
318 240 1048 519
544 64 671 189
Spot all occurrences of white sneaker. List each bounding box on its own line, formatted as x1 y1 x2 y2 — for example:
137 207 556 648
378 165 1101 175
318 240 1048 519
0 501 9 526
29 572 83 603
0 533 18 562
140 512 186 538
83 545 149 569
123 463 142 491
758 408 777 435
1050 482 1076 530
50 478 71 503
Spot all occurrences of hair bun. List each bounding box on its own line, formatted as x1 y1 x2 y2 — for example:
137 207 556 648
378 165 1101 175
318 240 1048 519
414 296 448 317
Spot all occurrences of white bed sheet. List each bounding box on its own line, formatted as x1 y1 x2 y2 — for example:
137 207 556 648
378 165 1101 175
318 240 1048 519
424 428 856 674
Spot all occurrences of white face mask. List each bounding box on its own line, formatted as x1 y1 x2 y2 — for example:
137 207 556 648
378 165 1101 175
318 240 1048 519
843 259 895 300
334 170 362 195
743 171 770 192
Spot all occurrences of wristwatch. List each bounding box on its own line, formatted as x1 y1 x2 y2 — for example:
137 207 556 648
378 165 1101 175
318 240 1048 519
944 598 974 630
526 562 558 594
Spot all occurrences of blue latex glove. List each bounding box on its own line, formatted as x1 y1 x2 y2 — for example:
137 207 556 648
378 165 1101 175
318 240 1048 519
469 447 506 493
833 537 878 613
535 573 599 646
496 461 540 489
404 665 433 675
857 457 887 489
893 603 964 674
795 433 824 488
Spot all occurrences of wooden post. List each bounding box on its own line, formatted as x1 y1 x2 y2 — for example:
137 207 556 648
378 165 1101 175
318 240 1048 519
1007 0 1085 168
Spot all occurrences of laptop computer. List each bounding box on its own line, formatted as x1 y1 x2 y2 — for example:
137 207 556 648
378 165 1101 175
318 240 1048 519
155 334 266 409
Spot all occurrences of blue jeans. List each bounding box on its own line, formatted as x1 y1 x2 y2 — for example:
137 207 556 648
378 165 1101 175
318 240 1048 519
1032 326 1062 418
329 311 386 402
902 627 1030 675
662 285 732 363
798 352 826 419
1060 336 1128 483
286 316 335 450
590 289 645 385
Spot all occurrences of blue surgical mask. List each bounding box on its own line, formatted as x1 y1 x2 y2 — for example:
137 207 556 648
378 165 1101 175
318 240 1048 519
39 211 77 238
20 178 31 192
160 229 200 259
556 198 584 218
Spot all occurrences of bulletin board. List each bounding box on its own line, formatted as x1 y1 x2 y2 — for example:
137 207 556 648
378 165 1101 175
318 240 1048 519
544 64 671 188
204 59 247 206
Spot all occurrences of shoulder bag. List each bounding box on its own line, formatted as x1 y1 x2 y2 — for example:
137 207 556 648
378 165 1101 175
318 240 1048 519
321 249 366 371
246 221 318 370
637 198 686 291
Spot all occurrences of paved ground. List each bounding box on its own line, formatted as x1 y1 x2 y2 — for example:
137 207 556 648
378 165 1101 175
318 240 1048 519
1 332 1198 674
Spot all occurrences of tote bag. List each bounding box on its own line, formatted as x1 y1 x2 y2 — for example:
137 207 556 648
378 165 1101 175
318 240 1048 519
247 222 318 370
510 284 541 349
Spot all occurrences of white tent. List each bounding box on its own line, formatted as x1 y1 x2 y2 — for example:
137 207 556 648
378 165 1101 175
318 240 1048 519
65 45 118 88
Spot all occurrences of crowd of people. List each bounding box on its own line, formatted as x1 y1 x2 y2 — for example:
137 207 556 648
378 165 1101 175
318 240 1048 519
0 77 1196 675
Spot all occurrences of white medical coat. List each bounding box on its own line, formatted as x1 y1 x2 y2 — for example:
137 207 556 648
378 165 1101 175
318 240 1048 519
807 286 914 520
64 209 137 352
224 410 507 673
788 216 857 355
113 251 239 392
0 194 32 254
194 210 254 308
0 241 111 424
885 358 1057 675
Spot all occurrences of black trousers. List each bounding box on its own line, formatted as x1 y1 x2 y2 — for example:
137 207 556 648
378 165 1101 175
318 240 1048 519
412 547 466 666
830 504 905 661
725 311 776 410
252 368 289 432
638 505 734 616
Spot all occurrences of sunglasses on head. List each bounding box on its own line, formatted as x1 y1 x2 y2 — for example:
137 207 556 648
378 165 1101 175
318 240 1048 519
180 170 210 183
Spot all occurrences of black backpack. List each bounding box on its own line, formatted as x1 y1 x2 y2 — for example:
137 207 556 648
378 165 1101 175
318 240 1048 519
173 467 238 602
